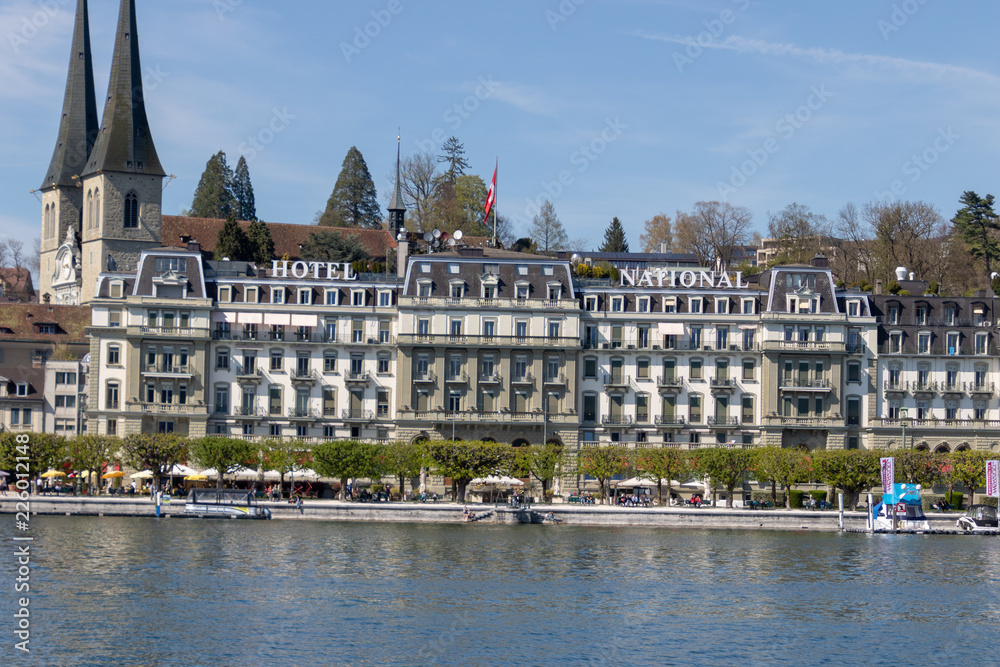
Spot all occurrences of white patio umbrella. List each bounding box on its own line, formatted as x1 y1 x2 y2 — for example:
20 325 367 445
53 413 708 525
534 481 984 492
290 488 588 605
614 477 658 488
166 464 199 477
130 470 154 479
232 466 261 480
295 469 320 480
199 468 220 478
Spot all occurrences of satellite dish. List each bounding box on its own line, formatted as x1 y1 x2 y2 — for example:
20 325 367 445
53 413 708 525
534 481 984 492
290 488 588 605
433 229 442 239
447 238 457 247
454 230 464 240
423 232 433 243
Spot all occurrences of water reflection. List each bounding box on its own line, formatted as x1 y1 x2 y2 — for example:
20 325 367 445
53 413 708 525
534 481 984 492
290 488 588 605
3 517 1000 665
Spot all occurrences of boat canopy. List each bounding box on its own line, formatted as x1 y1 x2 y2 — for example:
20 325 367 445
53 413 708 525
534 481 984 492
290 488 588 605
186 488 254 505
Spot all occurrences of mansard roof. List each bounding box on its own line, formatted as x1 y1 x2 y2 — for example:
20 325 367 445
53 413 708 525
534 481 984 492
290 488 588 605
83 0 164 177
41 0 99 189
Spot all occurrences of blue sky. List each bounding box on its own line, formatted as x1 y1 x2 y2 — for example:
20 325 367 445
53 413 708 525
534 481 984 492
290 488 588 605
2 0 999 252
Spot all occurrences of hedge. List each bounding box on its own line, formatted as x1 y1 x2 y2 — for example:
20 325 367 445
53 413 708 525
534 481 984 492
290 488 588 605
789 489 806 508
945 491 964 510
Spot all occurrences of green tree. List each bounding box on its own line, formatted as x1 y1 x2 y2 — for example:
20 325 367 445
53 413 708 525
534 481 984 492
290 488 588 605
437 136 469 183
951 449 988 506
751 446 807 508
527 201 568 254
300 230 370 263
215 212 252 261
190 437 259 489
260 439 313 500
313 440 386 499
690 447 753 508
0 432 66 477
635 447 690 505
600 216 630 253
246 220 275 265
577 445 631 504
454 174 490 235
320 146 381 228
896 450 947 488
190 151 236 219
952 191 1000 277
232 156 257 222
425 440 513 503
377 441 429 499
517 442 565 499
812 449 880 510
121 433 189 481
64 434 119 495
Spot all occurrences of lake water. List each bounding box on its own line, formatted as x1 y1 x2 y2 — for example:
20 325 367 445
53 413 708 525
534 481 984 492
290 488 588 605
4 516 1000 666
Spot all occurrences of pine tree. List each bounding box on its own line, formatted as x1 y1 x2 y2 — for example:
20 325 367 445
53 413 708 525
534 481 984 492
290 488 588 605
232 156 257 222
527 201 568 254
300 230 370 263
952 190 1000 276
600 217 630 253
246 220 275 265
319 147 381 228
437 136 469 184
215 213 252 261
190 151 235 219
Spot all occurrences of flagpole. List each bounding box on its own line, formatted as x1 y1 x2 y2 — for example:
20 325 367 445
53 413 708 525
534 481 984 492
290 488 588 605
492 157 498 247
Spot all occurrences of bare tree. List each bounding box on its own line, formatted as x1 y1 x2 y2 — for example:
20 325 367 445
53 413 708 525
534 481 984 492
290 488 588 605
868 200 941 284
527 200 568 254
672 211 714 266
766 203 830 265
639 213 673 253
674 202 752 268
399 151 439 232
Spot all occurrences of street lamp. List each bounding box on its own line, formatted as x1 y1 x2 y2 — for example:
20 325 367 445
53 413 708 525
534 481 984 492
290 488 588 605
899 407 909 450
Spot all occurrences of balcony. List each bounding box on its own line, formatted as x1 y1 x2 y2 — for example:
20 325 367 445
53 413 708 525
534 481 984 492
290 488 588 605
290 369 319 383
763 341 845 353
603 374 630 390
874 417 1000 429
287 408 320 420
478 373 503 384
130 326 210 340
706 416 739 427
970 382 996 396
543 373 567 386
231 406 265 420
883 380 906 394
235 366 264 382
412 372 437 384
710 377 736 391
879 343 990 357
654 416 686 427
397 409 578 425
763 416 843 429
342 409 375 421
140 364 196 379
136 402 206 415
510 373 535 386
779 379 831 392
344 371 372 385
656 377 683 391
445 373 470 385
602 415 634 426
398 334 581 349
213 330 397 346
399 296 579 311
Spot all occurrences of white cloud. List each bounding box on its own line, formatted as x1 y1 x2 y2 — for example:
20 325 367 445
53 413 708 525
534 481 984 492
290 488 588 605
635 32 1000 84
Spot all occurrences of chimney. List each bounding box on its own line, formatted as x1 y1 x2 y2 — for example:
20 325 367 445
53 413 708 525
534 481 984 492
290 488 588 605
660 242 668 254
909 272 915 281
42 293 51 304
875 280 883 295
811 253 829 268
895 266 907 281
187 238 201 254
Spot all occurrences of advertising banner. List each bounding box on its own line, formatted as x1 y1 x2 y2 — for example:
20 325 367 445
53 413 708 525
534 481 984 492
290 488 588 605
987 460 999 498
880 457 894 497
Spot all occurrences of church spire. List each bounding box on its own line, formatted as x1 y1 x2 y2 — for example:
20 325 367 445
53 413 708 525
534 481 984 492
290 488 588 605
41 0 98 190
83 0 164 177
387 133 406 232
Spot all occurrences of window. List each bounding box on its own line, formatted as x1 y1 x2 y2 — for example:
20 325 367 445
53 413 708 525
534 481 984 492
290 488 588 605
638 297 649 313
325 320 338 341
945 305 956 326
449 389 462 412
689 298 702 314
123 192 139 228
542 265 554 276
583 394 598 423
108 309 122 328
664 298 676 314
916 305 927 325
742 359 754 381
689 394 701 423
636 394 649 423
547 356 560 381
352 290 365 306
584 357 597 379
218 286 232 302
16 383 28 397
323 389 336 416
352 319 364 343
481 355 495 379
449 354 463 380
716 327 728 350
325 289 338 306
107 345 121 366
417 319 429 336
419 262 431 273
298 288 311 305
350 354 364 378
612 325 623 348
450 319 463 337
270 350 283 371
742 395 754 423
377 354 390 375
448 263 460 274
847 301 859 317
269 386 282 415
584 297 597 312
690 359 703 380
378 291 391 307
417 281 431 297
55 395 76 409
215 386 229 414
946 400 958 421
611 297 623 312
888 304 900 325
450 282 464 298
548 321 560 338
889 332 902 354
663 358 676 382
742 328 755 351
516 284 529 299
271 288 284 305
715 298 728 314
377 389 390 417
917 333 931 354
516 265 528 276
690 326 702 349
107 419 117 435
324 351 337 373
515 320 527 338
547 285 561 300
106 382 119 410
847 361 861 383
976 401 987 420
976 333 988 355
514 356 528 381
245 287 258 303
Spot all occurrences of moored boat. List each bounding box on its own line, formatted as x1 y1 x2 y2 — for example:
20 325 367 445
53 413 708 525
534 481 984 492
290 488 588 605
183 488 272 519
871 483 930 532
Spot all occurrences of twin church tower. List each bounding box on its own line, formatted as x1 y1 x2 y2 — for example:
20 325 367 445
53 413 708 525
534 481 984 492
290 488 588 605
39 0 164 304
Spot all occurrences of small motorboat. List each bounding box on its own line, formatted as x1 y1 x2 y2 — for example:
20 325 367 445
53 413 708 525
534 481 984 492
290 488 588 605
183 488 272 519
870 483 930 532
956 505 998 532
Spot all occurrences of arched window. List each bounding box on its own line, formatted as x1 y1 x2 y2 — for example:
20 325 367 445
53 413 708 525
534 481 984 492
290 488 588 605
94 188 101 229
43 204 51 239
87 191 94 229
123 192 138 228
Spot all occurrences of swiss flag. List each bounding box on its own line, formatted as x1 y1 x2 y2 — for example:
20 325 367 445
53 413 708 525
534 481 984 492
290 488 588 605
484 164 497 221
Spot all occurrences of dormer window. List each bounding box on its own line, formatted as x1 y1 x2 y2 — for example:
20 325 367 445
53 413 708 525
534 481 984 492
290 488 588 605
944 304 956 326
916 304 928 325
847 300 859 317
546 282 562 300
417 280 432 298
36 324 56 335
218 286 232 303
298 288 311 305
542 265 555 276
271 288 284 304
449 281 465 298
515 282 529 300
690 298 702 314
637 297 649 313
584 296 597 312
715 298 728 315
351 290 365 306
245 287 258 304
110 280 124 299
887 303 900 325
516 265 528 276
16 382 28 397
